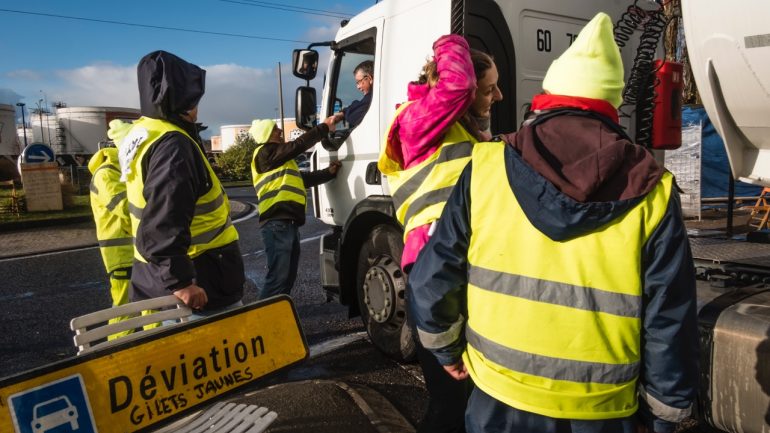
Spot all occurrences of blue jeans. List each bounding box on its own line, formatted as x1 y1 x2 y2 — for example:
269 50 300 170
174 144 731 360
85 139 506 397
259 219 300 299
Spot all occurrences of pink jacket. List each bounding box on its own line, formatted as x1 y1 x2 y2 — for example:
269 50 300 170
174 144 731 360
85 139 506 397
384 34 476 269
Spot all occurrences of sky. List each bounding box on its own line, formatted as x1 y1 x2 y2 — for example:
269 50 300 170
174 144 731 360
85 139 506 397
0 0 375 138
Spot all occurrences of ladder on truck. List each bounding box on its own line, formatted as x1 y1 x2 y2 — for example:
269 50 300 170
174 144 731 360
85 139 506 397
748 187 770 231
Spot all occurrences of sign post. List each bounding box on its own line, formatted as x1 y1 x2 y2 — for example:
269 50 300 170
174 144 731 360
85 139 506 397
0 296 308 433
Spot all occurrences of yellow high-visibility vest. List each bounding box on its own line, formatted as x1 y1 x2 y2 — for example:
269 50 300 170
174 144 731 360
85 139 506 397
378 102 478 238
124 117 238 261
250 146 306 216
464 141 673 420
88 148 133 272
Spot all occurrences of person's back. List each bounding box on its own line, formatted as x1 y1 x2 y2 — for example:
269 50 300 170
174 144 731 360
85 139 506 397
88 146 134 338
116 50 245 314
408 13 698 433
249 117 339 299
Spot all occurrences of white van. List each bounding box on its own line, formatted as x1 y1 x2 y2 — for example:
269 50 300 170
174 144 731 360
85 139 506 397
291 0 640 361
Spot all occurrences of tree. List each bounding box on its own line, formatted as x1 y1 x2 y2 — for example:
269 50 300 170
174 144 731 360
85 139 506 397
216 134 258 181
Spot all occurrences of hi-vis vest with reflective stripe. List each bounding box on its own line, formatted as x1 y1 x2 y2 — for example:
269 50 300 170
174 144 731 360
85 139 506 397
464 141 673 420
89 153 133 272
250 146 306 216
125 117 238 261
378 102 477 238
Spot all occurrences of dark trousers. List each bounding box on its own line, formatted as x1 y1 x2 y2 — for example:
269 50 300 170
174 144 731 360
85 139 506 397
259 219 300 299
416 342 473 433
466 387 639 433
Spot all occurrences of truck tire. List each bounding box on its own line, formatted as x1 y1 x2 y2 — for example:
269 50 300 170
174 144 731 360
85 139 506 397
356 224 417 362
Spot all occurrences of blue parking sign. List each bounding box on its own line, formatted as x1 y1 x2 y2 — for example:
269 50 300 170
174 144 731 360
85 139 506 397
8 374 96 433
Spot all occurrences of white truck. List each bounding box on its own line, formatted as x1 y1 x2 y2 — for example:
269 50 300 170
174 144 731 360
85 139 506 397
291 0 642 361
292 0 770 431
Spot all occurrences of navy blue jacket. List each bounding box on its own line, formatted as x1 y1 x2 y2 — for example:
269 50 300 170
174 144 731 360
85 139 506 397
408 140 699 433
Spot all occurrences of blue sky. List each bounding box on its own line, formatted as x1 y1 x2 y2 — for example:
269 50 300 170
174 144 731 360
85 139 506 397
0 0 373 136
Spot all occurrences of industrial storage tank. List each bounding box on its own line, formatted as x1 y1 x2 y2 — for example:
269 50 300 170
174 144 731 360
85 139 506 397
219 124 251 152
55 106 140 155
0 104 21 156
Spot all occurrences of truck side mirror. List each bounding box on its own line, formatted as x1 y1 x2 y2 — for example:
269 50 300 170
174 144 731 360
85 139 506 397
292 49 319 80
295 86 317 131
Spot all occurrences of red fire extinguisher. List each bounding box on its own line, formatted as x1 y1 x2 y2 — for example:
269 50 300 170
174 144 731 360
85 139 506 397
651 60 683 150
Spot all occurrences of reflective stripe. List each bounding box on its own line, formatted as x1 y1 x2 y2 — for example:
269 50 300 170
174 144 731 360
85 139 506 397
466 325 639 384
402 186 454 228
106 191 127 212
254 168 302 192
259 185 306 203
469 266 641 318
193 192 224 216
90 183 99 195
128 193 223 218
639 385 691 422
417 315 465 350
98 237 133 248
191 217 233 246
129 202 143 219
391 141 473 208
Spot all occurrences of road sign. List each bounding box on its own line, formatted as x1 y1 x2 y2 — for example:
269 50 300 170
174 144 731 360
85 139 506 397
0 296 308 433
21 144 55 164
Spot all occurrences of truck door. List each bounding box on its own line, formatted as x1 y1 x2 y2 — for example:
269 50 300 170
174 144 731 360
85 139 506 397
458 0 517 135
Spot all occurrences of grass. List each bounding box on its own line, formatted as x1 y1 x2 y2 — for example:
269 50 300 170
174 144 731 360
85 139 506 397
0 185 93 228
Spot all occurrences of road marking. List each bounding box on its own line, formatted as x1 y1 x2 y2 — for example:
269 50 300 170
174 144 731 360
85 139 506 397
232 203 258 224
0 291 34 302
0 246 99 262
308 331 368 358
242 234 325 258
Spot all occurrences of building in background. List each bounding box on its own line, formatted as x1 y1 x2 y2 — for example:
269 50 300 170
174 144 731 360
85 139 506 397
214 118 301 152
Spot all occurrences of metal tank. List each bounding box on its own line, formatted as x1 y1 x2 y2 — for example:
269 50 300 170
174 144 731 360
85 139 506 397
54 106 140 156
219 124 251 152
0 104 21 156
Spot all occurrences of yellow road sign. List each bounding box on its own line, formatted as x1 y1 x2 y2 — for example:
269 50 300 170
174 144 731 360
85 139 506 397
0 296 307 433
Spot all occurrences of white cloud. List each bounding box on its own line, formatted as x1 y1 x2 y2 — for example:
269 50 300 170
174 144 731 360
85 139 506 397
54 63 138 108
45 61 299 136
6 70 43 81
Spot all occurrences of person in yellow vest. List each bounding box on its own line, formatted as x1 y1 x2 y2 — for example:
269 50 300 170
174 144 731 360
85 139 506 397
88 144 134 339
114 50 245 315
249 117 340 299
378 35 502 433
408 13 698 433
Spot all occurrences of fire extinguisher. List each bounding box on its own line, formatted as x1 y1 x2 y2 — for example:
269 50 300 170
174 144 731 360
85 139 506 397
650 60 683 150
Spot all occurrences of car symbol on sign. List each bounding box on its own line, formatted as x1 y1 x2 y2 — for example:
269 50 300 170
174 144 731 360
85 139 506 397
30 395 79 432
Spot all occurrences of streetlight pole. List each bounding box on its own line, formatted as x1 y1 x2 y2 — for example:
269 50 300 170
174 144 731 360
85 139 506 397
15 102 27 148
37 99 45 145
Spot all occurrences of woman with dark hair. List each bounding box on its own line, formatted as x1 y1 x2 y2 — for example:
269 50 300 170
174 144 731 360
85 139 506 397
378 34 502 433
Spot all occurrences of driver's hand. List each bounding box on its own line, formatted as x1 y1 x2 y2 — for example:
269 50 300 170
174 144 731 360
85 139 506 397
328 160 342 175
323 116 337 132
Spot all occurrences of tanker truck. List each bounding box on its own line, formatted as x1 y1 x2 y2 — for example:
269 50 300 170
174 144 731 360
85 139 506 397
682 1 770 432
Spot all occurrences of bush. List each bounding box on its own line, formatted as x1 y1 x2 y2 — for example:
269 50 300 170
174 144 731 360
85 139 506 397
216 135 258 181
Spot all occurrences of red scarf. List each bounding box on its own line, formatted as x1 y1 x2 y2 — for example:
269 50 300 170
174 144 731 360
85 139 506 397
531 94 619 123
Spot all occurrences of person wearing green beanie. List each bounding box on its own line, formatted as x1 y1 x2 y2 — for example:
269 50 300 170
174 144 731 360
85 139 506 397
408 12 698 433
250 115 340 299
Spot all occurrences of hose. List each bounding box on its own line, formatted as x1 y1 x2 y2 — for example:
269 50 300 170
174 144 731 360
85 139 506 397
613 1 667 147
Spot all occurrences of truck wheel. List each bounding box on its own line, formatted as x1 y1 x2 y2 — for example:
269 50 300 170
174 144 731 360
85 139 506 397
356 224 417 362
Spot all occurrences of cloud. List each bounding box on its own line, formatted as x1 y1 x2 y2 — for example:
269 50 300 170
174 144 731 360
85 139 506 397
6 70 43 81
46 62 292 136
54 63 139 108
0 89 23 106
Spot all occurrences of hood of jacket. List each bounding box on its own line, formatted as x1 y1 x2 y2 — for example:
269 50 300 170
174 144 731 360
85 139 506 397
507 111 664 241
137 50 205 123
87 147 119 175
